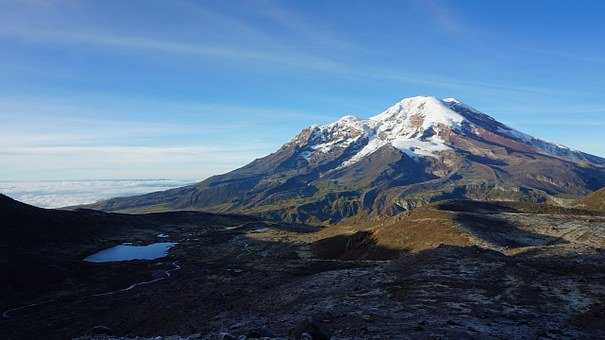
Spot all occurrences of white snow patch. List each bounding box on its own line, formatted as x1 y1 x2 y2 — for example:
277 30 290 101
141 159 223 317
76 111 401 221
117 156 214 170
304 115 367 155
341 137 387 166
300 150 313 160
496 127 534 143
370 96 465 131
497 125 584 159
391 135 451 159
338 97 460 166
442 97 462 104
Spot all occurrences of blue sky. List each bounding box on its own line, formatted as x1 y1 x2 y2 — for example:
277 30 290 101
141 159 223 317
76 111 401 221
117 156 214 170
1 0 604 180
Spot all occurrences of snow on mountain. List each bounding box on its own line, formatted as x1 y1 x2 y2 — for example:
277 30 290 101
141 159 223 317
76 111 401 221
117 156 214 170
369 96 465 130
307 115 366 155
296 96 464 166
345 96 464 165
296 96 601 167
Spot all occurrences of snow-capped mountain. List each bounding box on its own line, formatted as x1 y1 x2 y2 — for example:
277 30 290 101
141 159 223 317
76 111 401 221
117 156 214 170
87 96 605 224
292 96 600 168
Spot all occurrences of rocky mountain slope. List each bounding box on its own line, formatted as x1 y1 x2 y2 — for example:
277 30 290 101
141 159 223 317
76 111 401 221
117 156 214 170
86 96 605 224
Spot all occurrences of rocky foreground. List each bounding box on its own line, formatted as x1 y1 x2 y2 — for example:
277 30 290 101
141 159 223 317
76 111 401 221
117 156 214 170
4 198 604 339
76 239 605 339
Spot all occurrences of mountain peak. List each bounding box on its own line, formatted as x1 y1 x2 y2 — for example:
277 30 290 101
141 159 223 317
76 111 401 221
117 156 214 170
370 96 466 131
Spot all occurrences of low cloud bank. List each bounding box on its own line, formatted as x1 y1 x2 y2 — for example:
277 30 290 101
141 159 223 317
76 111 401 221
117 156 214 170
0 179 193 208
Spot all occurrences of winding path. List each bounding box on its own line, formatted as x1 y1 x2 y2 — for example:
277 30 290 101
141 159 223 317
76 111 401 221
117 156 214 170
2 261 181 319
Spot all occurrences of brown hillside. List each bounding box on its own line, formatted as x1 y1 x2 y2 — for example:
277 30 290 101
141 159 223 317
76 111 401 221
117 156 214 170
312 206 471 260
577 187 605 212
312 200 602 261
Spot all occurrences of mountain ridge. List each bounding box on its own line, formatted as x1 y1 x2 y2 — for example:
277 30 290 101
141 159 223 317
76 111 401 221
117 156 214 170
84 96 605 223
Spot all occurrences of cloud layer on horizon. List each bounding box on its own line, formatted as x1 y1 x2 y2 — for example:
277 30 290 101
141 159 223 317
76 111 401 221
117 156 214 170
0 179 194 208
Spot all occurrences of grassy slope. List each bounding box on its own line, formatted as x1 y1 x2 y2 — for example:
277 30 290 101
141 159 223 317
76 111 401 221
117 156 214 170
577 187 605 212
312 206 471 260
312 199 605 260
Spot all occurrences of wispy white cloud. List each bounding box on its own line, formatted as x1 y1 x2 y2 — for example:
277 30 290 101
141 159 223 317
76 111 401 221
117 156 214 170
0 95 330 119
0 144 275 180
420 0 466 35
0 95 305 180
169 0 277 45
345 67 579 97
0 96 334 150
253 2 359 52
10 0 65 6
0 15 576 97
0 25 345 73
0 145 270 158
0 112 245 148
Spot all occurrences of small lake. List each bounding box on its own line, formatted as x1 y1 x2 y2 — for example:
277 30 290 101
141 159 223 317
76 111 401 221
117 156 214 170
84 242 177 263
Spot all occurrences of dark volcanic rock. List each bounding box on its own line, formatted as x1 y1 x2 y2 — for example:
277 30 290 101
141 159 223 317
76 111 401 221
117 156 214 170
289 319 330 340
89 325 112 335
246 327 275 338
